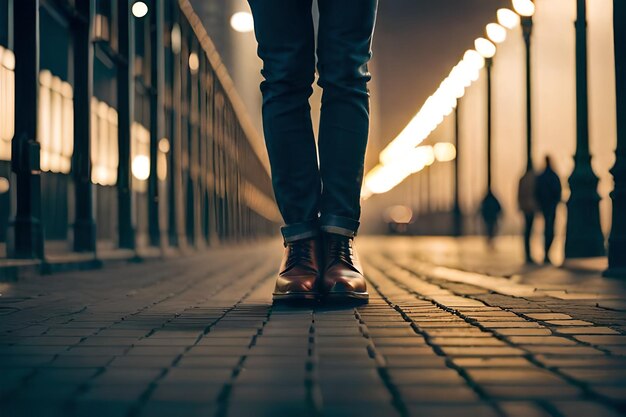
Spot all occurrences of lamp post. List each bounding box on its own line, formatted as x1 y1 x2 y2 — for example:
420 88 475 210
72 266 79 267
484 57 495 193
117 0 136 250
453 103 462 236
520 14 533 172
8 0 44 259
475 38 501 243
510 1 537 263
148 0 164 248
604 0 626 277
564 0 605 258
73 0 97 253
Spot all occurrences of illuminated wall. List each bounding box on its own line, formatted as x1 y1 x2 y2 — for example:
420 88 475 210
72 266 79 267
131 122 151 192
38 70 74 174
90 98 119 186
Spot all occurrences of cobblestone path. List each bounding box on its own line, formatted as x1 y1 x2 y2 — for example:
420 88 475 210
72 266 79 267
1 237 625 417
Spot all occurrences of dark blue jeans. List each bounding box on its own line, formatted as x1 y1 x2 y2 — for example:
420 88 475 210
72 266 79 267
248 0 378 242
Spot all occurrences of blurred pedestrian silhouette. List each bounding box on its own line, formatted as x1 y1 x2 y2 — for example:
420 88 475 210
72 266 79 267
518 170 538 263
481 191 502 248
535 156 563 264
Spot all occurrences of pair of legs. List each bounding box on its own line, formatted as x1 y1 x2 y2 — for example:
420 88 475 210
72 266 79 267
522 210 556 264
248 0 378 242
523 213 534 263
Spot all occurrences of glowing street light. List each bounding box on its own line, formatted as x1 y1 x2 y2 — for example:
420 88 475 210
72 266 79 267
486 23 507 44
474 38 496 59
132 155 150 181
171 24 182 55
230 11 254 33
512 0 536 17
158 138 170 153
188 52 199 74
463 50 485 70
434 143 457 162
131 1 148 18
497 8 521 29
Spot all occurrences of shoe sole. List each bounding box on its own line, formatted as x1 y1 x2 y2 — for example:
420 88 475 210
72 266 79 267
325 292 369 303
272 292 319 302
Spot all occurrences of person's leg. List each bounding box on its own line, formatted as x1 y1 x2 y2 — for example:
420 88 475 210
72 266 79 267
248 0 320 242
544 209 556 263
316 0 378 237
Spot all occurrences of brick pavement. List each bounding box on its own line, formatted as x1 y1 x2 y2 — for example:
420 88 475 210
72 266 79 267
1 237 625 417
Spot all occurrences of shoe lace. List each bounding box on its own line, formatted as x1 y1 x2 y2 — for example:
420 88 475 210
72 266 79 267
327 235 354 265
285 240 313 269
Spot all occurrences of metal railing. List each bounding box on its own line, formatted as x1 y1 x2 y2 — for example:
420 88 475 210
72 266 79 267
2 0 279 259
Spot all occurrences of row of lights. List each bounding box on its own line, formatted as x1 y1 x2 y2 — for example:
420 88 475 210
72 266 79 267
363 142 457 197
361 0 535 198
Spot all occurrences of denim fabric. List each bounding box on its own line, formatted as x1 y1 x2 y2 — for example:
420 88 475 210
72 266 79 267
248 0 377 241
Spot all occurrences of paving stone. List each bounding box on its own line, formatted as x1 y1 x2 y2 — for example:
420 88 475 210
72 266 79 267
481 322 543 329
406 404 500 417
440 346 526 357
481 384 583 400
525 313 573 320
376 346 434 356
452 357 533 368
149 383 223 402
78 384 147 401
550 401 623 417
108 355 177 368
521 346 604 355
383 355 447 368
160 368 232 383
388 368 465 385
545 320 594 326
229 384 308 402
507 336 577 345
559 368 626 384
91 368 163 385
533 355 626 369
498 401 553 417
555 327 619 335
138 401 217 417
573 335 626 345
399 386 479 402
430 337 506 346
466 368 564 384
323 405 400 417
46 355 114 368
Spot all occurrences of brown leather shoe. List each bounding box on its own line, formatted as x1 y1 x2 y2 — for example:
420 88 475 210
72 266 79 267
273 238 321 301
321 234 368 301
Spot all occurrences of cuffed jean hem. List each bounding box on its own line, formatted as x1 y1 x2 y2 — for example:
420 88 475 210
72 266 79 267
281 219 320 243
319 214 360 238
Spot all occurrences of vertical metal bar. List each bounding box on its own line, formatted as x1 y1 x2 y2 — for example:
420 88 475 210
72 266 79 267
117 0 136 249
565 0 605 258
148 0 163 247
73 0 97 252
522 16 533 172
605 0 626 277
8 0 43 259
453 104 462 236
486 58 493 190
